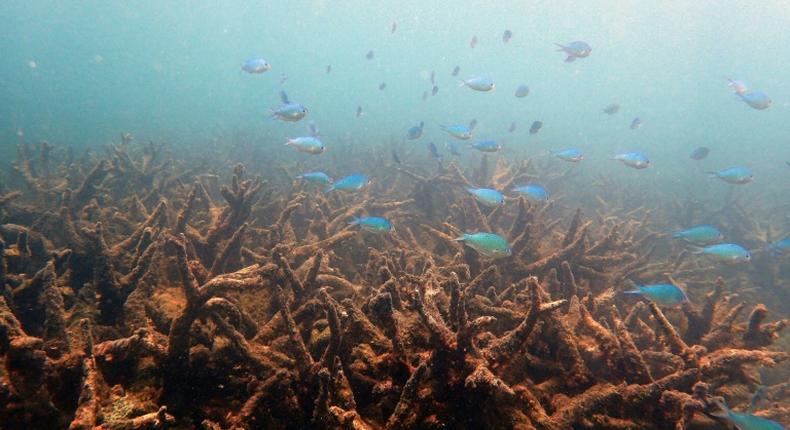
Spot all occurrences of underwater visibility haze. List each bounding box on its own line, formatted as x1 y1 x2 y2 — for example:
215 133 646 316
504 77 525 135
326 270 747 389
0 1 788 429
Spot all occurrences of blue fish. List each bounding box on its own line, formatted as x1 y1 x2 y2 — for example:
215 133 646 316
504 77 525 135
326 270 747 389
739 91 772 110
271 91 308 122
460 76 495 92
470 140 500 153
428 142 442 160
441 123 474 140
711 398 785 430
296 171 333 185
454 232 512 259
466 187 504 207
611 152 650 169
672 225 723 246
514 85 530 98
326 173 370 193
529 121 543 134
690 146 710 160
242 57 271 74
349 216 392 233
512 184 549 202
555 41 592 62
623 284 688 306
285 136 324 154
708 167 754 185
693 243 751 264
552 148 583 162
407 121 425 140
768 237 790 256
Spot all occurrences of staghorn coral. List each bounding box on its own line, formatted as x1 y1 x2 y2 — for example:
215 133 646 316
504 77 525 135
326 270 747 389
0 137 786 430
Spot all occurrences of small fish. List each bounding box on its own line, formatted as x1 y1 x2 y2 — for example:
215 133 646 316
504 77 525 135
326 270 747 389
430 70 436 86
440 123 474 140
285 137 325 154
391 150 401 165
446 141 461 156
470 35 478 48
692 243 752 264
326 64 332 74
623 284 688 306
326 173 370 193
514 85 530 98
466 187 504 207
452 65 460 77
552 148 583 162
428 142 441 160
508 122 517 133
432 85 439 96
407 121 425 140
603 103 620 114
296 171 333 185
672 225 723 246
279 73 289 85
356 106 364 118
366 50 375 60
391 22 397 33
739 91 772 110
350 216 392 233
470 140 501 153
242 57 271 74
768 237 790 256
502 30 513 43
454 232 512 259
555 41 592 62
630 117 642 130
708 167 753 185
379 82 387 90
460 76 495 92
689 146 710 160
271 91 308 122
711 398 785 430
529 121 543 134
512 184 549 202
726 78 748 95
611 152 650 169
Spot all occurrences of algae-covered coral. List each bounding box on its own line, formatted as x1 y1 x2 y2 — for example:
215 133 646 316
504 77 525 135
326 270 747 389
0 138 787 429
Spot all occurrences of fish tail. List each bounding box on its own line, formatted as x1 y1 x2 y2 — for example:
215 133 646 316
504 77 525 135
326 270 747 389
554 43 567 51
458 80 466 87
710 398 730 419
324 185 335 193
705 171 719 179
284 139 293 146
452 234 468 242
348 216 360 225
689 245 705 254
670 231 684 239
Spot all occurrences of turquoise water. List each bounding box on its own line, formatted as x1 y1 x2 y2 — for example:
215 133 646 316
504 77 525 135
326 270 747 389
1 1 789 198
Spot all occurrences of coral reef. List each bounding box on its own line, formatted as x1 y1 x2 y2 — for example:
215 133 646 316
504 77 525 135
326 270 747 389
0 139 787 429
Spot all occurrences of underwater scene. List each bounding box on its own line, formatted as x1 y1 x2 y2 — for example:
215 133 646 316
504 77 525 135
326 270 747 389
1 1 789 429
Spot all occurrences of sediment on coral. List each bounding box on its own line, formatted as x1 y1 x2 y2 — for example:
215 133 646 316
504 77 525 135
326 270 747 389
0 136 787 429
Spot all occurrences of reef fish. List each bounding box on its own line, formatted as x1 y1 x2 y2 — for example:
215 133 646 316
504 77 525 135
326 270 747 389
508 122 517 133
470 140 500 153
671 225 723 246
454 232 512 259
603 103 620 114
285 137 324 154
529 121 543 134
693 243 751 264
708 167 753 184
441 123 474 140
242 57 271 74
428 142 441 160
552 148 583 162
512 184 549 202
271 91 308 122
689 146 710 160
366 50 374 60
349 216 391 233
452 65 460 76
768 237 790 256
502 29 513 43
740 91 771 110
555 41 592 62
611 152 650 169
407 121 425 140
514 84 530 98
630 117 642 130
466 187 504 207
460 76 495 92
711 398 785 430
326 173 369 193
470 35 478 48
296 171 332 185
727 78 748 95
623 284 688 306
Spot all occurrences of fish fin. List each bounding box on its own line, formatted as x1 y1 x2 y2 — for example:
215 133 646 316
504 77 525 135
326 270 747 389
452 234 468 242
748 386 766 413
279 90 290 104
348 216 360 225
710 398 730 419
554 43 567 51
458 80 466 87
